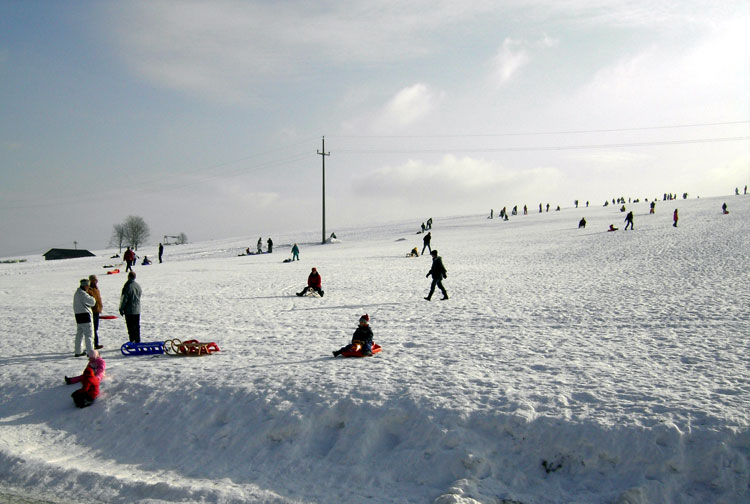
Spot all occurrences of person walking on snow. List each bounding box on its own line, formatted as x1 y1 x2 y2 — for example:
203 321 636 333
86 275 104 350
296 267 324 297
123 247 135 272
267 237 273 253
332 314 374 357
421 231 432 256
624 211 634 230
425 250 448 301
291 243 300 261
158 242 164 263
119 271 142 343
73 278 96 357
257 237 263 254
673 209 679 227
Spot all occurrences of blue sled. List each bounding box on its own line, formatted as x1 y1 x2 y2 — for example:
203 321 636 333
121 341 164 356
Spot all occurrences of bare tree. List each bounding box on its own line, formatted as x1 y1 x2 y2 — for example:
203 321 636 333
177 232 188 245
123 215 150 251
109 223 126 253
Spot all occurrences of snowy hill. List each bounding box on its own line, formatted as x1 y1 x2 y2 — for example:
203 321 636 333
0 195 748 504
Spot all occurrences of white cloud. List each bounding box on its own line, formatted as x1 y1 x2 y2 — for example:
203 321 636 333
492 38 530 86
373 84 444 132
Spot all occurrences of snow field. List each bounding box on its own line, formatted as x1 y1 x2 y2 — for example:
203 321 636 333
0 194 748 503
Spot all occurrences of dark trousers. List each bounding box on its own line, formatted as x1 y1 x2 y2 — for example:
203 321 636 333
624 220 633 230
427 277 447 299
422 243 431 255
298 286 324 297
125 314 140 343
92 313 100 347
125 260 133 272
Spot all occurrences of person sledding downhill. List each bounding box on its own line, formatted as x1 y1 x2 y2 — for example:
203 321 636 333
333 314 374 357
425 249 448 301
296 267 324 297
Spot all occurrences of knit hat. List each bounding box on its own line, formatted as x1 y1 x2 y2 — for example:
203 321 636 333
359 314 369 323
80 279 89 287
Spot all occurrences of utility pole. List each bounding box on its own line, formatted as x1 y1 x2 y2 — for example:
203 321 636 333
317 136 330 244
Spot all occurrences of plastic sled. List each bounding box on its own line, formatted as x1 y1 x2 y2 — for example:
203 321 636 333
164 338 221 356
121 341 165 356
106 269 120 275
100 315 118 320
340 343 381 358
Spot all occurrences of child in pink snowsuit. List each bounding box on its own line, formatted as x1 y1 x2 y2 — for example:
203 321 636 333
65 350 106 385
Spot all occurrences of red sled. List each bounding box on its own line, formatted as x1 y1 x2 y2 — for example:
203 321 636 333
106 269 120 275
100 315 118 320
340 343 381 358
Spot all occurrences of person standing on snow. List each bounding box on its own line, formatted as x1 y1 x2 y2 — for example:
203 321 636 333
673 209 679 227
158 242 164 263
291 243 300 261
123 247 135 272
257 237 263 254
267 237 273 253
421 231 432 256
119 271 142 343
86 275 104 350
624 211 634 230
73 278 96 357
296 267 324 297
425 250 448 301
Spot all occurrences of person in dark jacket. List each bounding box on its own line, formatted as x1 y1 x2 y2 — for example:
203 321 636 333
71 366 99 408
421 231 432 255
123 247 136 272
425 250 448 301
291 243 300 261
333 314 373 357
158 242 164 263
624 210 634 230
267 237 273 253
119 271 142 343
296 267 324 297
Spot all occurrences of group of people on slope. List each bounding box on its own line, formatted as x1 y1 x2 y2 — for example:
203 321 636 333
68 270 141 408
123 244 163 272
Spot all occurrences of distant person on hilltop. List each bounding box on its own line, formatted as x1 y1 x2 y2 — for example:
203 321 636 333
722 202 729 214
624 211 634 230
578 217 586 229
296 267 324 297
426 218 433 229
123 247 135 272
650 201 656 214
257 237 262 254
332 314 374 357
158 242 164 263
291 243 299 261
421 231 432 256
267 237 273 253
421 222 426 233
424 250 448 301
673 209 679 227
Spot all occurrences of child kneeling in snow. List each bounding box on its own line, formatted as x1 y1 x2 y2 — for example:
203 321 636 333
333 314 373 357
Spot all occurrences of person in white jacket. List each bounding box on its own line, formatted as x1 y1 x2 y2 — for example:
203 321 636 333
73 278 96 357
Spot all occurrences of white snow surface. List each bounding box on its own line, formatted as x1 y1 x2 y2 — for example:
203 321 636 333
1 195 748 504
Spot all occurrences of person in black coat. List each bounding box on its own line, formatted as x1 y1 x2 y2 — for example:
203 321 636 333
421 231 432 255
333 314 373 357
425 250 448 301
624 211 634 230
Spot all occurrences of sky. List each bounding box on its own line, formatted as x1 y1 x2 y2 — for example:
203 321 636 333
1 0 748 258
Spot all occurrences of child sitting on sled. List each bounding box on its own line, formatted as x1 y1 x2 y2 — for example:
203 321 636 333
333 314 373 357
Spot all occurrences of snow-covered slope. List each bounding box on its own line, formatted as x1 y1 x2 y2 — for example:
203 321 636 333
0 195 748 504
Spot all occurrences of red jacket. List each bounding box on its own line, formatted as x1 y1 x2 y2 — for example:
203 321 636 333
124 249 135 262
80 367 100 400
307 272 322 289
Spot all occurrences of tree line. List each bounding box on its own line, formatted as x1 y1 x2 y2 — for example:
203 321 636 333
109 215 188 252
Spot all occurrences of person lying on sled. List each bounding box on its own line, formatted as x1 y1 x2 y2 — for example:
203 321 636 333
333 314 373 357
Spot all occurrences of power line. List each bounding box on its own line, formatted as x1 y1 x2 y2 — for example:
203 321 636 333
329 120 750 139
336 136 750 154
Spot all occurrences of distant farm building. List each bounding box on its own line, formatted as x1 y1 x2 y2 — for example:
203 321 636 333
43 249 95 261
